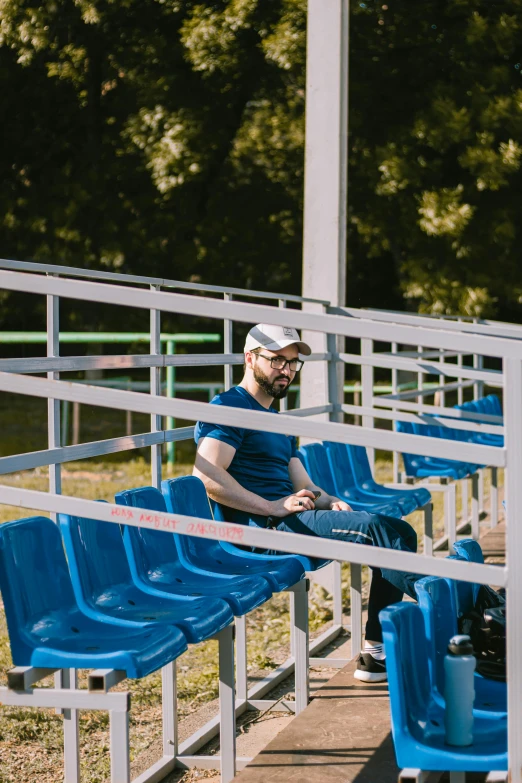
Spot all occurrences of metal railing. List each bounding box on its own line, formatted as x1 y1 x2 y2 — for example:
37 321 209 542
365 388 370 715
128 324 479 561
0 259 517 783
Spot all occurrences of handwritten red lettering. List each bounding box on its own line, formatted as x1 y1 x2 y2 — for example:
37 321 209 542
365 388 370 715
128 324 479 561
111 507 134 520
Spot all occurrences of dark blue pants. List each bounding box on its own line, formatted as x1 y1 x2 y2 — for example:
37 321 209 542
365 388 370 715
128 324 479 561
273 510 420 643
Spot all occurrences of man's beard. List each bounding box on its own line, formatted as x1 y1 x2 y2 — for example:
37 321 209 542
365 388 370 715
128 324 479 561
253 364 291 399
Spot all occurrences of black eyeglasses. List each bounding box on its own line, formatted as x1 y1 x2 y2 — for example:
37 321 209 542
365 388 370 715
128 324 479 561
255 353 304 372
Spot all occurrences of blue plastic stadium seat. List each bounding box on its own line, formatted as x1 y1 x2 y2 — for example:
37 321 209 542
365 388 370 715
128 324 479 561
299 442 403 518
415 574 506 717
211 499 325 572
381 601 507 772
161 476 305 592
396 421 478 479
0 517 187 679
59 510 234 643
324 441 424 514
453 537 484 564
115 487 273 616
454 395 504 447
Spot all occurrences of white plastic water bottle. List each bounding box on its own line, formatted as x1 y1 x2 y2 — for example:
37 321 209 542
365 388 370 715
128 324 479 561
444 634 475 746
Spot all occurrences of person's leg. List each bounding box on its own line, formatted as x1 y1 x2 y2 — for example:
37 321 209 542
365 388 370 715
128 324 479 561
278 509 422 641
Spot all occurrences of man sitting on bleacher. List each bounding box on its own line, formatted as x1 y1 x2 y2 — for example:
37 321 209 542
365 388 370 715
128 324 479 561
194 323 421 683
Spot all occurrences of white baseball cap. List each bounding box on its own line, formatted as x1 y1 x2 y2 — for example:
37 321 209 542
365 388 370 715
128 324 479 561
244 324 312 356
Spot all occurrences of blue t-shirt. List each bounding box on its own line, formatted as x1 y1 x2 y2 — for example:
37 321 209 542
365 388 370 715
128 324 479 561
194 386 299 525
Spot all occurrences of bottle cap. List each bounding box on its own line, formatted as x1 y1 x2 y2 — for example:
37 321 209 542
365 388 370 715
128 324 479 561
448 634 474 656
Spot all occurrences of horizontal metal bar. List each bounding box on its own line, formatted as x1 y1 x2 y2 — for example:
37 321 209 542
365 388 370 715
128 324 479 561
88 670 127 693
341 404 504 436
0 685 130 711
1 270 521 359
336 304 522 343
0 331 219 344
0 351 329 375
286 403 333 417
0 487 507 587
339 352 503 384
0 427 195 475
7 667 59 690
0 355 161 373
373 396 504 424
0 372 505 465
381 380 474 401
0 258 328 305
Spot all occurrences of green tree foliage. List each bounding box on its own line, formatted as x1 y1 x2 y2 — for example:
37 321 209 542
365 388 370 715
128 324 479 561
1 0 521 327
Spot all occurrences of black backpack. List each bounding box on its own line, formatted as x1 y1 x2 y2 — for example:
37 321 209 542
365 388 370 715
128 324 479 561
458 584 506 681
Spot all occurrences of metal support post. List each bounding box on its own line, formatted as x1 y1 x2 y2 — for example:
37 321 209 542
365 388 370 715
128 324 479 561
490 466 498 527
224 294 233 392
332 560 343 627
301 0 348 415
471 472 480 540
47 290 61 512
439 347 445 408
60 668 80 783
166 339 176 470
473 351 484 400
391 341 400 483
48 289 80 783
444 482 457 554
290 580 310 714
279 299 288 413
110 706 131 783
461 477 469 525
417 345 424 406
503 357 522 783
235 615 248 703
350 563 362 656
423 502 433 557
478 467 485 515
150 285 162 488
218 625 236 783
162 661 177 760
361 338 375 470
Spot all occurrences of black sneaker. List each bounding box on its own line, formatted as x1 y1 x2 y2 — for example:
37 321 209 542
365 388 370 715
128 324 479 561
353 652 387 683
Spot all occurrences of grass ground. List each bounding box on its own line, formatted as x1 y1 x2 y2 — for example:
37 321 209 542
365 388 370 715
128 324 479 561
0 394 502 782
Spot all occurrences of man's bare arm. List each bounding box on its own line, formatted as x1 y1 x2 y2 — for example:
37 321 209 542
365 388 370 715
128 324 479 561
194 437 318 517
288 457 352 511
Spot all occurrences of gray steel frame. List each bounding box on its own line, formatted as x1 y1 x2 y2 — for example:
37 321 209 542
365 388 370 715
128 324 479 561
0 259 516 780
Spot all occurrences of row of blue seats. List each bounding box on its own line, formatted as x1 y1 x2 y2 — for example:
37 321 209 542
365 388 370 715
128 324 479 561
0 477 313 679
397 394 503 480
299 441 431 516
382 539 507 773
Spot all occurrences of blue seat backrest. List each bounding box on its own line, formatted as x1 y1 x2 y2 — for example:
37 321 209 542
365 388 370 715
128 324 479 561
415 575 457 696
298 443 337 495
346 444 373 485
59 511 132 602
380 602 432 730
0 517 77 662
115 487 180 569
453 538 484 564
162 476 214 560
324 441 358 491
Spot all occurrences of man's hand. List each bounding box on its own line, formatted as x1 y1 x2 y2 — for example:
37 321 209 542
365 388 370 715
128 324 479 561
269 489 317 517
330 500 352 512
